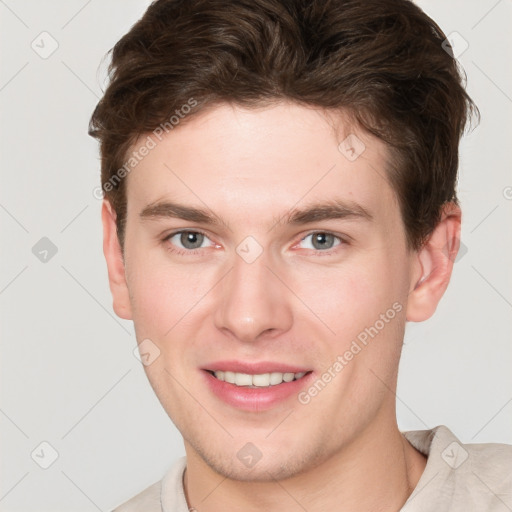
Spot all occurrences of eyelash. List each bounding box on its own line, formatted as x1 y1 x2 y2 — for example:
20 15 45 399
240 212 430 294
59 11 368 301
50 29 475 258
162 230 348 257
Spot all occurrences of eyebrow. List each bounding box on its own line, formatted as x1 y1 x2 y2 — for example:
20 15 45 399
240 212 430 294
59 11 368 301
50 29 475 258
139 198 373 228
283 199 373 225
140 200 220 225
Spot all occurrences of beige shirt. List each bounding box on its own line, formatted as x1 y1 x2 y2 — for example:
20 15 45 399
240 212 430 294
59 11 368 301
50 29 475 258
113 425 512 511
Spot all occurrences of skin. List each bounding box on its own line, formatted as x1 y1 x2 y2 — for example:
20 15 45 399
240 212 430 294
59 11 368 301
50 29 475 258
102 101 461 511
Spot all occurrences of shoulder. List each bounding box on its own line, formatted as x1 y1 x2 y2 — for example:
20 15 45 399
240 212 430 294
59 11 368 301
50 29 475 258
111 456 188 512
429 425 512 476
403 425 512 511
462 433 512 492
442 426 512 509
112 480 162 512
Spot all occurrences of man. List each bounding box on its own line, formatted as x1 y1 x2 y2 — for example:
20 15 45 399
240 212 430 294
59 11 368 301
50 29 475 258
89 0 511 510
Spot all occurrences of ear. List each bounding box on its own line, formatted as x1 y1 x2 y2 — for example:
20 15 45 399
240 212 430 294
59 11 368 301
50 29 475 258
406 202 461 322
101 200 132 320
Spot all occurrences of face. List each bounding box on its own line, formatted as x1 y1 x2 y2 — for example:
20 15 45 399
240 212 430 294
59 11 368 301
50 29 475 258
104 102 436 481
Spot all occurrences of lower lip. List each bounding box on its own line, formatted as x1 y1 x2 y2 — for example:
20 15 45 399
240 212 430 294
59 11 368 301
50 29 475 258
202 370 314 412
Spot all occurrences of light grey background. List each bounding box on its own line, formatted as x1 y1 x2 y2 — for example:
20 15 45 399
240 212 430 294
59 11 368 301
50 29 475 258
1 0 511 510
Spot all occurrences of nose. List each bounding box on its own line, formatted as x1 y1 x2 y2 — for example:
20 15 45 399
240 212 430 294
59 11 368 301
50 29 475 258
213 250 294 343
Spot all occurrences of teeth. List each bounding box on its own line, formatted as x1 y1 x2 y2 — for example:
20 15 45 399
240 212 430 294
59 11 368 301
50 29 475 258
212 370 308 387
235 373 253 386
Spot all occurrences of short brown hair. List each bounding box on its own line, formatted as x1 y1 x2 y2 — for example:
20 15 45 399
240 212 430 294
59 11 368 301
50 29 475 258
89 0 478 251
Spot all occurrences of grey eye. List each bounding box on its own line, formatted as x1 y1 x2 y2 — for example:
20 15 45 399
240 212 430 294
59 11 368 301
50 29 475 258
166 231 208 250
179 231 205 249
301 232 341 251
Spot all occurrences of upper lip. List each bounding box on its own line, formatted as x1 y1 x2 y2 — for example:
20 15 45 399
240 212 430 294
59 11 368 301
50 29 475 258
203 360 311 374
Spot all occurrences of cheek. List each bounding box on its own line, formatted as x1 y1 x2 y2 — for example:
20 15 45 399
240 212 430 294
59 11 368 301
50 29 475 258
289 252 409 388
295 258 403 334
126 253 182 335
126 247 219 342
128 270 171 334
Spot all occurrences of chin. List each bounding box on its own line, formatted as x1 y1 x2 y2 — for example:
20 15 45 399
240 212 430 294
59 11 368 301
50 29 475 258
191 438 329 483
211 458 304 483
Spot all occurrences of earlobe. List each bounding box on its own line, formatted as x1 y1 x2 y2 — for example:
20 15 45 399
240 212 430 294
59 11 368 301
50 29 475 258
406 203 462 322
101 200 133 320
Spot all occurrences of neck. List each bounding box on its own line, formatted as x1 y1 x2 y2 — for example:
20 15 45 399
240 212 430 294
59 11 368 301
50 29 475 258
183 419 427 512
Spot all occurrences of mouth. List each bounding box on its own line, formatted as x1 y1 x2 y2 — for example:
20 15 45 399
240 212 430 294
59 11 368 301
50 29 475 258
205 369 312 388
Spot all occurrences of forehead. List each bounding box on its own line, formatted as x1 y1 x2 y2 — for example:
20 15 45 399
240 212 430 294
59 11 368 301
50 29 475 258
125 102 398 225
